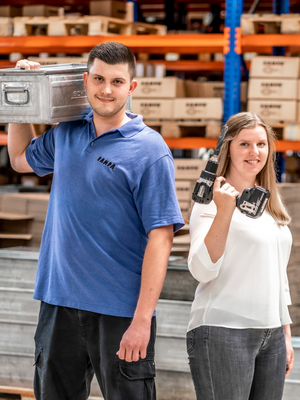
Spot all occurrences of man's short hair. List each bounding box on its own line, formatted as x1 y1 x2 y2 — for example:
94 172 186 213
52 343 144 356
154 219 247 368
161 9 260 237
87 41 136 80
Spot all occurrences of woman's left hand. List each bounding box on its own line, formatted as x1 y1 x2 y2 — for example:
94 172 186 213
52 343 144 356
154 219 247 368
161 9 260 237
284 325 294 378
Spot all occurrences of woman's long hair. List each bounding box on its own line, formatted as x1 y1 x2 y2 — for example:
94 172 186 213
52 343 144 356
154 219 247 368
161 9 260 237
217 112 291 225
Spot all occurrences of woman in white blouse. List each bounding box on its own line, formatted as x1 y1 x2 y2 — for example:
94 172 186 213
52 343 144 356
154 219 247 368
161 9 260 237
187 112 294 400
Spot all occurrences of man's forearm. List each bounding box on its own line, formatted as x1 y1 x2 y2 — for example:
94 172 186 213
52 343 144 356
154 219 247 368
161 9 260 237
8 123 35 172
133 225 173 323
117 225 174 362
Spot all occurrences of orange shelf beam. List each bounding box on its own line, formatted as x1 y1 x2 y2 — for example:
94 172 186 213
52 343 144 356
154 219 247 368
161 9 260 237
0 134 8 146
0 34 226 55
164 137 300 152
241 34 300 48
0 135 300 152
0 34 299 55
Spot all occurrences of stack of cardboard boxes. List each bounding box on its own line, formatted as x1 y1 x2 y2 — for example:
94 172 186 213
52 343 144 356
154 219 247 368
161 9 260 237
132 76 223 138
0 193 49 248
247 56 300 136
173 159 206 224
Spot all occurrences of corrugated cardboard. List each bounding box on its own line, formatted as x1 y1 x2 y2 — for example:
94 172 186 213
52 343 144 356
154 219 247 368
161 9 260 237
250 56 300 79
248 78 299 100
22 5 64 17
0 6 22 17
184 80 202 98
89 1 127 19
185 81 247 103
174 159 206 180
248 100 297 122
132 99 173 119
283 123 300 140
174 98 222 120
133 77 185 98
179 200 191 221
175 180 193 201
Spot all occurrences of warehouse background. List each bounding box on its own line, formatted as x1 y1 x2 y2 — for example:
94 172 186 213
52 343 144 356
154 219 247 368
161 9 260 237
0 1 299 399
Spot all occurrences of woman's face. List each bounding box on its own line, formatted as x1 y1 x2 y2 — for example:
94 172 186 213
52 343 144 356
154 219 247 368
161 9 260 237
228 125 269 181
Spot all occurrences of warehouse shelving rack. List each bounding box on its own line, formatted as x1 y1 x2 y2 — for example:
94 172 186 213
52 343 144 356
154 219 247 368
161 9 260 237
0 0 300 151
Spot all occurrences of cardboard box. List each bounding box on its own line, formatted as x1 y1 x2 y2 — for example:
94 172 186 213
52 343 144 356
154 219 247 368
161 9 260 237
185 81 248 103
0 6 22 17
248 79 299 100
174 98 222 120
201 82 224 99
133 77 185 99
89 1 127 19
22 5 64 17
184 80 202 98
175 180 194 201
250 56 300 79
179 200 191 221
247 100 297 122
132 99 173 119
174 159 206 180
283 124 300 141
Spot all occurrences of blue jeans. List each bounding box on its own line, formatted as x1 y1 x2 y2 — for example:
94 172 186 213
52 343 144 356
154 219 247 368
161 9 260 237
34 302 156 400
187 325 286 400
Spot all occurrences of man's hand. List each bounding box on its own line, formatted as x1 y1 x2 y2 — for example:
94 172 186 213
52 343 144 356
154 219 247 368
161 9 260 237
117 319 151 362
16 60 41 70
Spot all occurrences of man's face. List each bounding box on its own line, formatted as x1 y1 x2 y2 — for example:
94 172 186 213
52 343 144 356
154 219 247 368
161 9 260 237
83 59 136 118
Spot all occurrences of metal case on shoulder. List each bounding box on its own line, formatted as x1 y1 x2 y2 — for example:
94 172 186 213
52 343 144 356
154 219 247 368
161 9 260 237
0 63 132 124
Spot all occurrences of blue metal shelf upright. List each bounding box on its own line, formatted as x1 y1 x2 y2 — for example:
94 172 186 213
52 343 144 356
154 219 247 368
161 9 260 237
223 0 290 122
223 0 244 123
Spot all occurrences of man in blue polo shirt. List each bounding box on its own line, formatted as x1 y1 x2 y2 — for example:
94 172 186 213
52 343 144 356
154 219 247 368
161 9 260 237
8 42 184 400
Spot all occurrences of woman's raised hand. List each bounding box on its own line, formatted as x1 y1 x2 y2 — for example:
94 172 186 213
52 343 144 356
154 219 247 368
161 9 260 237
213 176 239 214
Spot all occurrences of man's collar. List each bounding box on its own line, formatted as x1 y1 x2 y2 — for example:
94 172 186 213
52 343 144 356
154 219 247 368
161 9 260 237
83 110 146 138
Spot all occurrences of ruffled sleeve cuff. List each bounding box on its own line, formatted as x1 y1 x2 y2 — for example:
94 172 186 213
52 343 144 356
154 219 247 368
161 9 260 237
188 240 224 283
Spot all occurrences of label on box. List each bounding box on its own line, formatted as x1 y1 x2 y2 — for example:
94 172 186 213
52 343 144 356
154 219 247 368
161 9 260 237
174 159 207 180
250 56 300 78
174 98 222 120
248 100 297 122
133 77 185 98
175 180 193 201
248 79 298 100
132 99 173 118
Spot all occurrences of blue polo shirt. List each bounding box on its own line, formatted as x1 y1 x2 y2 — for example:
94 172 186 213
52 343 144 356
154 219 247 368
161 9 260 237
26 111 184 317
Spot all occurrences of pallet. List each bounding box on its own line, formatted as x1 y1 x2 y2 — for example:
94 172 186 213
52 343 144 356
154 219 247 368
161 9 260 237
0 386 103 400
13 16 167 36
241 13 300 34
0 385 35 399
28 56 87 65
144 118 222 139
0 18 13 36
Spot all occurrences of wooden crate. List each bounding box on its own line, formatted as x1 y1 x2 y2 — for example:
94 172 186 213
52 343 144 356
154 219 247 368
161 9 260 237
13 16 166 36
0 18 13 36
241 13 300 35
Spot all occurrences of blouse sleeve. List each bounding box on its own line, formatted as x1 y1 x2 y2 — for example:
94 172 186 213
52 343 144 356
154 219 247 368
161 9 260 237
285 271 292 305
188 202 224 283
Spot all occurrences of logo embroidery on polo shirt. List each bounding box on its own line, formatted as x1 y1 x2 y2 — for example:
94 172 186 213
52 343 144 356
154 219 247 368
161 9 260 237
97 156 116 170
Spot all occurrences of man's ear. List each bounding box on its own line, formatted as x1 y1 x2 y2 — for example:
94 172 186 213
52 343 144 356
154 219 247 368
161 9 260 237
128 80 138 96
83 72 88 89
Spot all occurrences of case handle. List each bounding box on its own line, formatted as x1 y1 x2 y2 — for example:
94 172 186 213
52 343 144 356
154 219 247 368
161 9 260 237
3 84 30 105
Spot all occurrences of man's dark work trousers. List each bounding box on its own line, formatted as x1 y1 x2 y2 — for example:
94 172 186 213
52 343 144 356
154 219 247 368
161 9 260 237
34 302 156 400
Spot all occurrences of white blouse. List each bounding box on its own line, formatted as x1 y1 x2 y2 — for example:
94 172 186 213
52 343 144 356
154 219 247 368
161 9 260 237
188 201 292 332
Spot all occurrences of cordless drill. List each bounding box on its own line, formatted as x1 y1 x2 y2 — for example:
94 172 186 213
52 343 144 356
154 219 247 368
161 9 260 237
192 126 270 219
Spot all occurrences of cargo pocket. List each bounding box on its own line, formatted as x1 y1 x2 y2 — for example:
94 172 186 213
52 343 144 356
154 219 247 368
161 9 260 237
33 346 43 367
118 355 156 400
